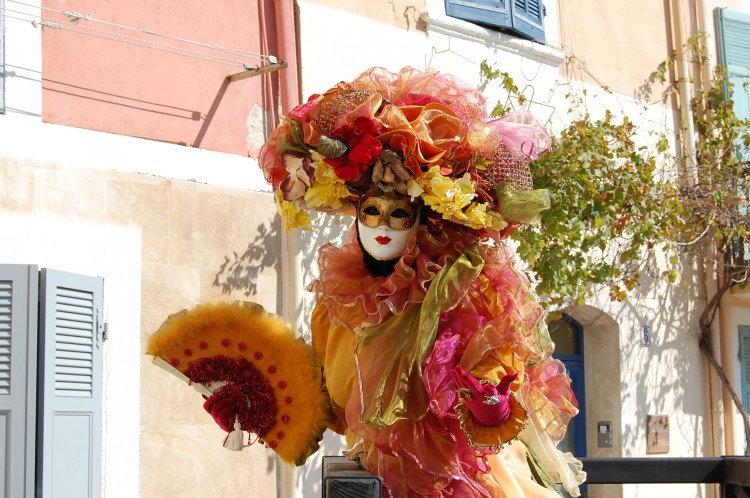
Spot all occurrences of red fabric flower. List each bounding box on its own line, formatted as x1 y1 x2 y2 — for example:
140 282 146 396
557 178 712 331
324 116 383 181
348 135 382 165
332 116 380 146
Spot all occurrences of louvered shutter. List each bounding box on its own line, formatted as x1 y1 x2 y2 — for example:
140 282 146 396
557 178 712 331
37 269 103 498
742 327 750 411
445 0 510 30
0 0 5 114
444 0 545 43
511 0 545 43
716 9 750 147
716 8 750 260
716 8 750 115
0 265 38 498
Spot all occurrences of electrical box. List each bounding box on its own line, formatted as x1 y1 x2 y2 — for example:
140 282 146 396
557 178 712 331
597 420 613 448
323 455 383 498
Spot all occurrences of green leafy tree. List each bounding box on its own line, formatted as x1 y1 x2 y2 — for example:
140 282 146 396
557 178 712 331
480 62 679 308
657 35 750 452
481 33 750 451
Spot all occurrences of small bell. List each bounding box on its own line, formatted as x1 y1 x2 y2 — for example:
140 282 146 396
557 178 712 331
223 417 245 451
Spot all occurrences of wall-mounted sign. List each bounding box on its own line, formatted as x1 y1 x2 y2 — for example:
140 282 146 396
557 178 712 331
646 415 669 454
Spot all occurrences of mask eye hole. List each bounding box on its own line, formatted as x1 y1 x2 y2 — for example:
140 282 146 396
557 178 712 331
390 208 411 219
363 206 381 216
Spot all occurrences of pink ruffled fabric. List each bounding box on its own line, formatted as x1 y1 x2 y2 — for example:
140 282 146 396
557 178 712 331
523 358 580 445
423 243 545 422
311 227 578 496
352 66 488 122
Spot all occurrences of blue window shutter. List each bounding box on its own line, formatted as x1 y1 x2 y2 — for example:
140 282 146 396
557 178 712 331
0 264 38 498
716 8 750 229
37 269 104 498
716 8 750 123
510 0 545 43
444 0 545 43
740 326 750 412
445 0 510 31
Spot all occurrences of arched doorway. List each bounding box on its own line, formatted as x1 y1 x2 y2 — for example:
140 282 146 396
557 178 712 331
549 305 623 498
549 315 587 457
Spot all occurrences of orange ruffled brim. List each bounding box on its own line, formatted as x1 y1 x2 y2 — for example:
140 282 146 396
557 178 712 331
455 392 529 449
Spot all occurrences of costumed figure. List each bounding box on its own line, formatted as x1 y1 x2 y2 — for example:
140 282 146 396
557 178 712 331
147 66 586 497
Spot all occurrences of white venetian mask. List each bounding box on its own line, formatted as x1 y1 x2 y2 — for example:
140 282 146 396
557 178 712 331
357 194 420 261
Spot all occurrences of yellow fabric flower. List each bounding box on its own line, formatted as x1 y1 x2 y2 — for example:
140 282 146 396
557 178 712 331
420 168 477 220
304 153 351 210
464 203 508 231
406 178 425 200
276 190 312 231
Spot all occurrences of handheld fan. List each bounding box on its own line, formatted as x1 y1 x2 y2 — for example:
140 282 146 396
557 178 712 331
146 301 329 465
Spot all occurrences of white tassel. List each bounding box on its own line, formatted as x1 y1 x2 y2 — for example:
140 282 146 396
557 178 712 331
223 417 245 451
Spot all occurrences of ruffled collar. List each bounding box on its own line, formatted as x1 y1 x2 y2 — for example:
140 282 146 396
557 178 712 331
308 224 476 333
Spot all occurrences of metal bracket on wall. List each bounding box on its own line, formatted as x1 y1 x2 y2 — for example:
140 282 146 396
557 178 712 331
227 60 288 82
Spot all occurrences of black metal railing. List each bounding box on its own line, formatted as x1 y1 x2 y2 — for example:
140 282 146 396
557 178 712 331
580 457 750 498
322 456 750 498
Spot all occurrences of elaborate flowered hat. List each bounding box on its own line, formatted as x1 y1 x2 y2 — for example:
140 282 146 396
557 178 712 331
259 66 551 234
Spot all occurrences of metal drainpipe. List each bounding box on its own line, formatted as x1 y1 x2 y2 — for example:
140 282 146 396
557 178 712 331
719 267 737 455
671 0 726 465
696 0 737 457
672 0 697 186
273 1 303 497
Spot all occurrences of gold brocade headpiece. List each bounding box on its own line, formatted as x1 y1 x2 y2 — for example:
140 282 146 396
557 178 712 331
259 66 551 235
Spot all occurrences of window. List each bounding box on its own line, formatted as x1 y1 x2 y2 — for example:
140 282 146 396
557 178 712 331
0 265 104 498
444 0 546 43
741 326 750 413
1 0 5 113
716 8 750 265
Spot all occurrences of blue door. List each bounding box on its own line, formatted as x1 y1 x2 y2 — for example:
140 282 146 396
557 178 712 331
549 315 587 496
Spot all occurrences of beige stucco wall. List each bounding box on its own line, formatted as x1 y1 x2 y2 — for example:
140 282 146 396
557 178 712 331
557 1 672 98
303 0 427 30
0 155 281 497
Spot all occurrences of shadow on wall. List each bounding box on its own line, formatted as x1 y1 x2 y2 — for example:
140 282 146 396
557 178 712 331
297 211 355 342
300 211 359 495
212 218 281 297
616 251 704 458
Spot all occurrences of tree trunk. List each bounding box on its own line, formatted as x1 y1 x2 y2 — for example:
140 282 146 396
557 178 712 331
698 334 750 455
698 275 750 455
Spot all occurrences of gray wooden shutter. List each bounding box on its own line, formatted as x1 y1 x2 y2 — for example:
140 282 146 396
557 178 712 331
37 269 104 498
0 264 38 498
0 0 4 114
741 326 750 411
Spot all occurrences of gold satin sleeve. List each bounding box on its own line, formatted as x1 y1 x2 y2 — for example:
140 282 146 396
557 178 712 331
311 305 358 435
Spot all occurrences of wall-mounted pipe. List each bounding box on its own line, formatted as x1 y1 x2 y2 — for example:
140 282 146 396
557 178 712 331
273 1 302 497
